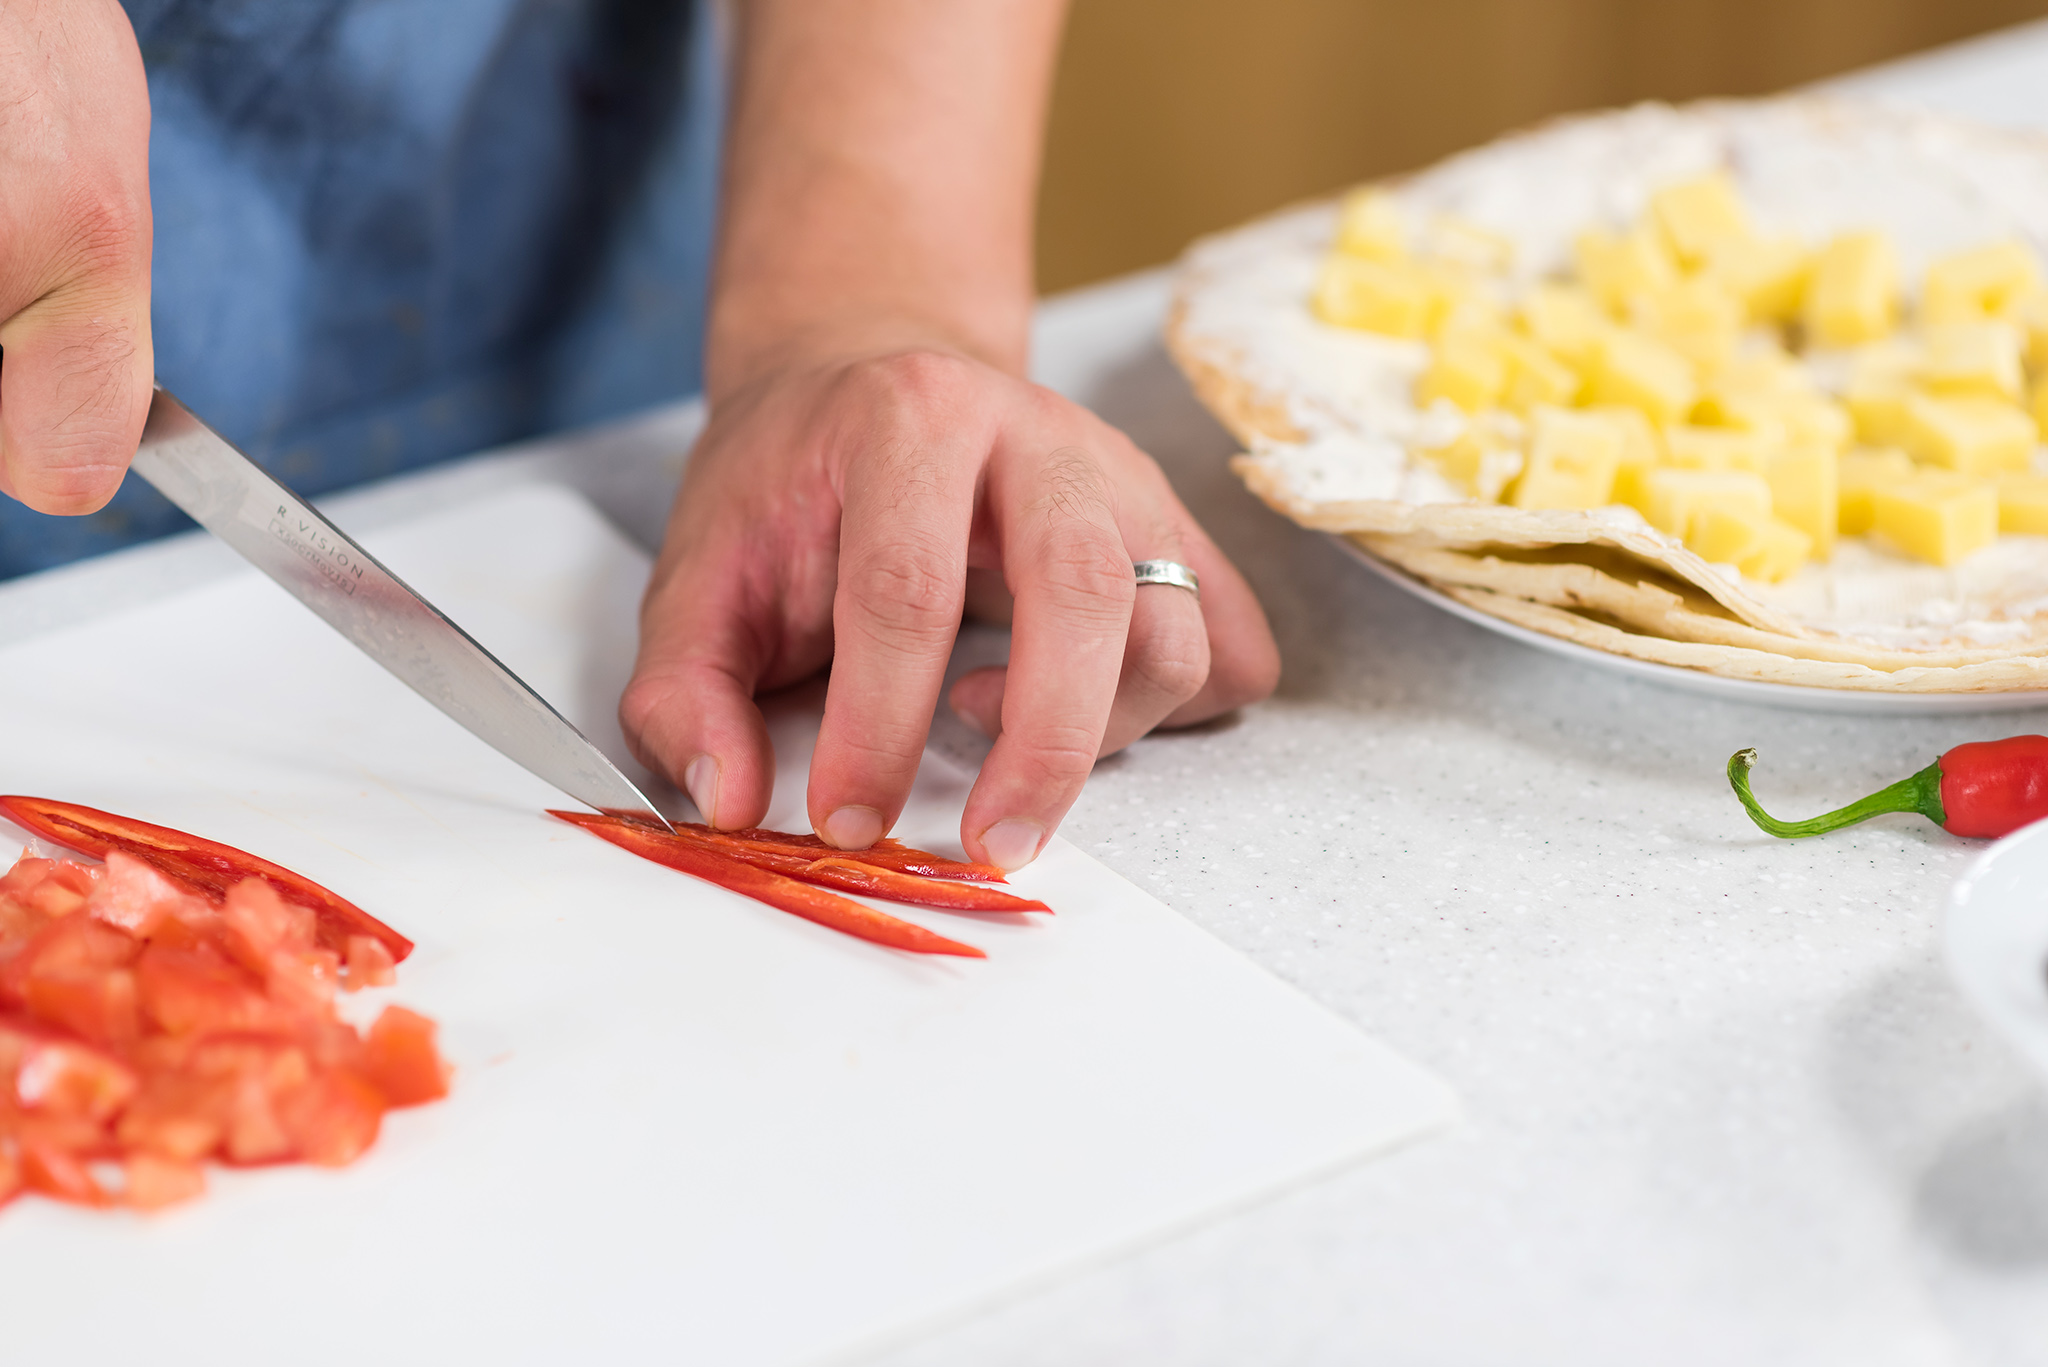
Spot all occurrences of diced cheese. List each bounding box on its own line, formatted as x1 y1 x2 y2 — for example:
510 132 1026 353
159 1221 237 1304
1805 231 1899 347
1845 380 1914 448
1921 240 2041 323
1426 215 1514 274
1664 424 1769 473
1686 504 1766 565
1575 229 1678 313
1629 277 1744 369
1637 467 1772 538
1518 283 1609 367
1700 235 1812 323
2031 375 2048 433
1698 389 1851 455
1311 256 1435 336
1997 472 2048 535
1508 407 1624 510
1648 174 1751 267
1899 394 2039 476
1764 443 1838 558
1837 447 1915 535
1869 472 1999 566
1416 337 1507 412
1425 430 1523 502
1581 329 1697 425
1917 321 2024 401
1495 333 1580 412
1334 188 1407 262
1591 406 1663 511
1739 517 1816 583
2013 289 2048 372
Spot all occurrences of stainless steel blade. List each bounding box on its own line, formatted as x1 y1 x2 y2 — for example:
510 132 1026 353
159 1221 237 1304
130 386 673 830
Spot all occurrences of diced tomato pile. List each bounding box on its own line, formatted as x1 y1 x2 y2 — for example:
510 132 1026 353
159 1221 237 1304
550 812 1051 958
0 799 448 1214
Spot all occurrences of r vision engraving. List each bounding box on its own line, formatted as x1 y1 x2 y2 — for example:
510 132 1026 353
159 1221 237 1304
267 506 365 597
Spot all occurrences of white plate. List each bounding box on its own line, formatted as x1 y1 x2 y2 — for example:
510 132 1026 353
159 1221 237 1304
1947 818 2048 1082
1334 536 2048 715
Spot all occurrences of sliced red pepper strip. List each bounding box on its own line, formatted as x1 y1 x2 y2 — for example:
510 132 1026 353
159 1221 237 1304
687 825 1008 884
549 812 986 958
0 797 412 963
555 814 1048 913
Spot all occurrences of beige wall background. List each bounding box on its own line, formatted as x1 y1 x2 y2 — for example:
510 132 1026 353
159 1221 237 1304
1035 0 2048 293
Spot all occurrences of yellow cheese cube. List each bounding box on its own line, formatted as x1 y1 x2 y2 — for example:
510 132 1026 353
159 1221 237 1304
1837 447 1916 534
1697 389 1851 455
1805 231 1899 347
1764 442 1838 557
1589 406 1662 510
1518 283 1609 367
1918 322 2024 400
1996 472 2048 535
1575 229 1678 312
1648 174 1751 267
1312 256 1434 336
1433 296 1509 343
1334 188 1407 262
1664 424 1769 473
1738 518 1817 583
1705 345 1810 397
1426 215 1514 274
1509 407 1624 510
1582 329 1697 425
1637 467 1772 538
1870 472 1999 566
1686 503 1767 565
1845 381 1913 448
1900 394 2039 476
2012 289 2048 372
1425 430 1523 503
1922 240 2041 323
1701 235 1812 323
1495 333 1581 412
1416 337 1507 412
1629 277 1744 369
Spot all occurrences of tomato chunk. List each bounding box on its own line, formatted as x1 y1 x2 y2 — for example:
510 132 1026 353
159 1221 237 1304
359 1006 452 1108
0 808 447 1216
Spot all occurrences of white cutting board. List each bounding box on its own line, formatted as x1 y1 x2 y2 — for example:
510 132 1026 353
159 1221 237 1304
0 485 1454 1365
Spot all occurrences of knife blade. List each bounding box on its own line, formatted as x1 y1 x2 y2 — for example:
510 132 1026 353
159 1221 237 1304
129 386 674 831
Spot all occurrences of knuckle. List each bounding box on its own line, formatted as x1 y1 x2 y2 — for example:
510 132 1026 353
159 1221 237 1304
1006 723 1103 787
846 350 980 424
1033 532 1134 629
1129 624 1210 703
59 179 148 284
838 540 963 646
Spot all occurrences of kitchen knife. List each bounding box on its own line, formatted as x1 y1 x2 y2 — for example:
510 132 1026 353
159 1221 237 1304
129 385 674 831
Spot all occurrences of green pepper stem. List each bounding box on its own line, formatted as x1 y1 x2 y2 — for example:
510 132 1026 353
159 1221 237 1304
1727 747 1946 838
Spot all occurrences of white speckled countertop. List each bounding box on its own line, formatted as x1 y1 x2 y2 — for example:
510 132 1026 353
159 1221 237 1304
7 25 2048 1364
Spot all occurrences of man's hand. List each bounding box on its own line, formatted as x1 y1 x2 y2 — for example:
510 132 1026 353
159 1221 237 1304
0 0 153 515
622 341 1278 871
620 0 1277 868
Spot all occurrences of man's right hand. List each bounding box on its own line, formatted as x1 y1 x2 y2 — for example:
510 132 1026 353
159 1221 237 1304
0 0 153 515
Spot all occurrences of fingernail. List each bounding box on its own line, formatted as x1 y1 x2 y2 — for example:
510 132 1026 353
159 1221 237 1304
684 755 720 827
979 818 1045 872
824 805 885 850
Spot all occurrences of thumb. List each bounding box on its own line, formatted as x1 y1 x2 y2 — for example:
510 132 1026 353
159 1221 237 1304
0 273 154 515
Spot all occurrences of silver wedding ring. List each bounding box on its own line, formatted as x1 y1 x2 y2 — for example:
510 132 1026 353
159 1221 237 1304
1133 559 1201 601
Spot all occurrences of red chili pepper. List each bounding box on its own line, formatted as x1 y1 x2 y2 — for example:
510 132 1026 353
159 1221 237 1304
1728 736 2048 839
698 826 1006 883
0 797 413 962
549 812 988 958
551 813 1049 914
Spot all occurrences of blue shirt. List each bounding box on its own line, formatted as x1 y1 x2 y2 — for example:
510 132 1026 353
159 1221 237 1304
0 0 719 578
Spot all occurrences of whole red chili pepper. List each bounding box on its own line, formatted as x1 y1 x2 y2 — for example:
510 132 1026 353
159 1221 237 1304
1728 736 2048 839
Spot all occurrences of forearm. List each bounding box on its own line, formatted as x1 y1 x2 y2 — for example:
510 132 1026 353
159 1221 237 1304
707 0 1068 399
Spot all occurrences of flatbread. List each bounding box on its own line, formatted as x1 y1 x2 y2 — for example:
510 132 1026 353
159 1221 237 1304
1168 97 2048 690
